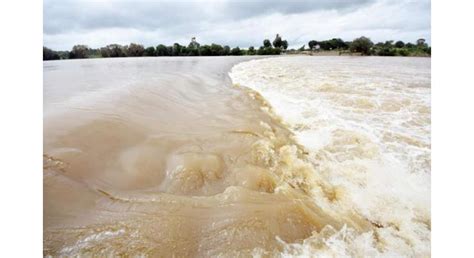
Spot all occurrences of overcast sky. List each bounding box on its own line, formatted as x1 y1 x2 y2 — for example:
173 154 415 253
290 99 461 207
44 0 431 51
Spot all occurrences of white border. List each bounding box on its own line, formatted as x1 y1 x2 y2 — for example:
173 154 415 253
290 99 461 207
0 0 43 256
2 0 474 256
432 0 474 257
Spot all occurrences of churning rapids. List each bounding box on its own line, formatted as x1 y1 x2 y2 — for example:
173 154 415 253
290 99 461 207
44 56 430 257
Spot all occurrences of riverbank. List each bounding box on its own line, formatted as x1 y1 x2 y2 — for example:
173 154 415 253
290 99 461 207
286 50 361 56
285 50 430 57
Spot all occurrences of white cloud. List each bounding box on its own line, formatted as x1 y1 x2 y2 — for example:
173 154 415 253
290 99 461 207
43 0 430 50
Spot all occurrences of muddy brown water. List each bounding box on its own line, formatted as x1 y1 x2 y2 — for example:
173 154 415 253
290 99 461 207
44 56 430 257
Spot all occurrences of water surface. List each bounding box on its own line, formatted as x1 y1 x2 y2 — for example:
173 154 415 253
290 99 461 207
44 56 430 257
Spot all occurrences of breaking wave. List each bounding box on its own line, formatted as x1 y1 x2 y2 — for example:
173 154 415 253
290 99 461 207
229 56 431 257
44 56 430 257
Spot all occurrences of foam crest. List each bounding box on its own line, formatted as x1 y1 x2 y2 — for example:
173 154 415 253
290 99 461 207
230 56 431 257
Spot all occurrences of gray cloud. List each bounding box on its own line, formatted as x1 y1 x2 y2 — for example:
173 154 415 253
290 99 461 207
44 0 375 34
43 0 430 50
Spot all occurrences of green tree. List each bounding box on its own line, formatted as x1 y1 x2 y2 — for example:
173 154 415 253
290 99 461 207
87 48 101 58
57 51 70 59
405 42 415 48
320 41 333 50
272 34 282 48
199 45 212 56
187 37 200 56
271 47 282 55
69 45 89 59
223 45 231 55
43 47 60 60
281 40 288 50
384 40 394 47
258 46 270 55
187 46 199 56
397 48 409 56
127 43 145 56
166 46 173 56
375 42 384 48
100 47 110 57
210 44 224 55
230 47 242 55
395 41 405 48
182 46 191 56
416 38 426 47
100 44 126 57
263 39 271 48
329 38 348 49
156 44 169 56
144 46 156 56
188 37 200 49
248 46 256 55
172 43 182 56
308 40 317 50
377 47 396 56
349 36 374 55
257 46 281 55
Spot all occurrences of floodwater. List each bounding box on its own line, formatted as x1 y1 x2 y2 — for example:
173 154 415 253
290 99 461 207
44 56 430 257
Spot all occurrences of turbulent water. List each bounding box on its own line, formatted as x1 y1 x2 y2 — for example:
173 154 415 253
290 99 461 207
44 56 430 257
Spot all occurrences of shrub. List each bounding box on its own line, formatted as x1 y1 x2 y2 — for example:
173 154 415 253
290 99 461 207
397 48 409 56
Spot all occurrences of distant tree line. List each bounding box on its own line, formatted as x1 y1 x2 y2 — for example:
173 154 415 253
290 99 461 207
308 38 349 51
43 34 430 60
304 36 430 56
43 34 289 60
369 38 431 56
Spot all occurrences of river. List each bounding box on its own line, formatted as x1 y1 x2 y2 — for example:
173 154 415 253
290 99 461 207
44 56 430 257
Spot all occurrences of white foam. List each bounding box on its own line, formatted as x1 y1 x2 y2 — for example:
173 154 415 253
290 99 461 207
230 56 431 257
